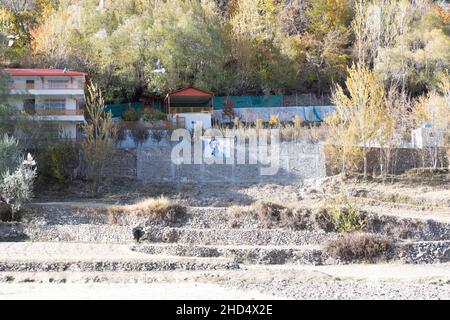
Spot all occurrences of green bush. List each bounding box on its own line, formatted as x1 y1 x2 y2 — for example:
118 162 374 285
37 141 80 184
322 192 366 233
142 109 167 121
49 141 80 183
122 107 142 121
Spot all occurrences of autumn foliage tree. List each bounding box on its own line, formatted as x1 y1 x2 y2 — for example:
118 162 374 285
326 64 388 178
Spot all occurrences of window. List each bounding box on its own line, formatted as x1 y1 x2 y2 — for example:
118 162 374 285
44 99 66 110
48 79 69 88
26 80 35 89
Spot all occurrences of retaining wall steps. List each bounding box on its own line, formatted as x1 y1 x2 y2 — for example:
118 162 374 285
130 241 450 265
131 243 327 265
1 222 334 246
1 204 449 268
0 242 239 272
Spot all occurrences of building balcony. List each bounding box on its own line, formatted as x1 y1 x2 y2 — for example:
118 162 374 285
8 83 85 96
22 108 84 116
9 83 84 90
19 107 85 122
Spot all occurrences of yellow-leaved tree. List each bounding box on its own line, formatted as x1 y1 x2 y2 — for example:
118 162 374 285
413 74 450 169
326 64 389 178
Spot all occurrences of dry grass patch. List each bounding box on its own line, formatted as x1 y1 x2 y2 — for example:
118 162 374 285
227 205 255 217
227 201 318 230
227 197 369 233
108 196 186 225
324 233 394 263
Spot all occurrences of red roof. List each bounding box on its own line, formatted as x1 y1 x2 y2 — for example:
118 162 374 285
3 68 87 77
167 87 213 97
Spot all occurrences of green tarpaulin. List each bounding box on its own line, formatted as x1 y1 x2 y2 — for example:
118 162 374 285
104 102 143 118
213 95 282 109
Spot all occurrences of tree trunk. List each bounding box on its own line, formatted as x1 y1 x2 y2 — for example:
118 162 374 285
363 149 368 179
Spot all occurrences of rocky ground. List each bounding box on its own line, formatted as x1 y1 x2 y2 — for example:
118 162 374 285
1 173 449 300
1 262 449 300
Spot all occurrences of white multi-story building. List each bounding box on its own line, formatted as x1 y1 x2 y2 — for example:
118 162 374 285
3 68 87 139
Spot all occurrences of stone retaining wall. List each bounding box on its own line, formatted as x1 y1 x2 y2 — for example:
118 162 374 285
102 149 137 178
137 142 326 184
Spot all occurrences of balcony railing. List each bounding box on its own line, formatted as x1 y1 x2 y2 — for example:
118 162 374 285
22 108 84 116
9 83 84 90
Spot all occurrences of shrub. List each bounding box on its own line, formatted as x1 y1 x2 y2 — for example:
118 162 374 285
0 134 21 175
142 109 167 121
49 141 80 183
108 196 186 226
322 192 365 233
131 125 149 145
122 107 142 121
227 199 365 233
293 115 302 127
228 202 317 230
0 155 37 216
36 141 81 185
255 118 264 128
280 124 303 142
258 202 318 230
0 135 37 219
227 205 254 217
268 115 279 127
324 233 394 263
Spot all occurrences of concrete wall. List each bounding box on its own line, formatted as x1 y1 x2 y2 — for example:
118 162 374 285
136 142 326 184
173 113 212 130
59 123 78 140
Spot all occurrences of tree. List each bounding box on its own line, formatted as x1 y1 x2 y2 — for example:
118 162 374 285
0 0 58 64
82 82 117 181
360 2 450 95
327 64 388 178
412 74 450 169
146 0 226 94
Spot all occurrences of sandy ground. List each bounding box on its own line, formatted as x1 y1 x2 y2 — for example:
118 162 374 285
1 263 449 300
0 282 279 300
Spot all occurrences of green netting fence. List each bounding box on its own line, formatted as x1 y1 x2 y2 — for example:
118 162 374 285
104 102 143 118
213 95 282 109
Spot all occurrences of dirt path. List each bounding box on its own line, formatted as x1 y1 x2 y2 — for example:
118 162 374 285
1 263 449 300
0 282 279 300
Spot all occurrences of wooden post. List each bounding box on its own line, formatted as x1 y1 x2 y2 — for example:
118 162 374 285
168 95 171 115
